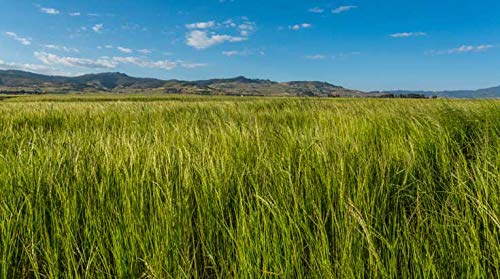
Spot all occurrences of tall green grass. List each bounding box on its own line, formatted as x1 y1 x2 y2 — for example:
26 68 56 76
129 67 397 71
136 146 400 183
0 97 499 278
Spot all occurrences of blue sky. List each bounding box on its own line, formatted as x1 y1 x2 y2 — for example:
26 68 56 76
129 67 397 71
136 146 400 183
1 0 499 91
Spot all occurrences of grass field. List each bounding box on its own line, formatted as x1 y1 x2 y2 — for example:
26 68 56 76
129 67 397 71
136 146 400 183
0 95 499 278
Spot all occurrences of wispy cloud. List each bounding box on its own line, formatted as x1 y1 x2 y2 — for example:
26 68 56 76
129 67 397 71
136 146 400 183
34 52 117 68
44 44 79 53
332 6 357 14
333 51 361 60
0 59 69 75
40 7 60 15
92 24 103 33
184 18 256 49
222 50 246 57
222 49 264 57
308 7 324 13
305 54 326 60
113 57 176 70
178 61 208 68
238 22 256 36
186 21 216 29
186 30 246 49
289 23 312 31
426 45 495 55
138 49 153 54
113 57 206 70
121 23 148 32
33 52 206 70
4 32 31 45
69 12 81 16
117 47 133 54
390 32 427 38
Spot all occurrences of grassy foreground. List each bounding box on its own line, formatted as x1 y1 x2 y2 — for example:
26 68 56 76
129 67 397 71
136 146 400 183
0 96 499 278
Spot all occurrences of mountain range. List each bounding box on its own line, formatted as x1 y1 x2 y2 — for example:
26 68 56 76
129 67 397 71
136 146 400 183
0 70 364 97
0 70 499 98
376 87 500 99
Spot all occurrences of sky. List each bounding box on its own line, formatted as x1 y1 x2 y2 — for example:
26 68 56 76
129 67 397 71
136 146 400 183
1 0 499 91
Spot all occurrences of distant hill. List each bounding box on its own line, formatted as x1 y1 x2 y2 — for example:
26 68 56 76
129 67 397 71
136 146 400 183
1 70 498 98
377 85 500 99
0 70 165 92
185 77 364 97
0 70 365 97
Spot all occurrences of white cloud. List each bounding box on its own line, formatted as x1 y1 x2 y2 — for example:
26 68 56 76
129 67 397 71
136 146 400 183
121 23 148 32
222 50 245 56
186 21 216 29
179 62 208 68
238 22 256 36
4 32 31 46
186 30 246 49
44 44 79 53
138 49 153 54
40 7 60 15
92 24 103 33
113 56 206 70
184 18 256 48
0 59 70 75
427 45 495 55
289 23 312 31
112 56 175 70
222 49 264 57
69 12 81 16
332 51 361 60
332 6 358 14
390 32 427 38
449 45 495 53
305 54 326 60
308 7 324 13
34 52 117 69
117 47 133 54
3 52 206 75
223 19 237 28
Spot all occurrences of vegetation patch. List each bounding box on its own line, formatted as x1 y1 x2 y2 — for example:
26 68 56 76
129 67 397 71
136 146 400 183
0 97 499 278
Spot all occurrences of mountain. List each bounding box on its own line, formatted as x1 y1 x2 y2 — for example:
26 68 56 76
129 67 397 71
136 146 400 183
1 70 498 98
65 73 165 90
379 85 500 99
0 70 364 97
0 70 165 92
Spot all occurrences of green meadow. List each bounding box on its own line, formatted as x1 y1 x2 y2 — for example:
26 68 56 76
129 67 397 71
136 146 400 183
0 96 499 278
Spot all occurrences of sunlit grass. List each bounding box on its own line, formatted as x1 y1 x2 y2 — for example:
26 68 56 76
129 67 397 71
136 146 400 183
0 97 499 278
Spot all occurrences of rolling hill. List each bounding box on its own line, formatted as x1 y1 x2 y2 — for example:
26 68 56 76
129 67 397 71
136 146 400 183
1 70 499 98
0 70 364 97
379 85 500 99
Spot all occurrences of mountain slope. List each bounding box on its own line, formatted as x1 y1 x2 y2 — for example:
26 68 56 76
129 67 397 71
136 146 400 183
382 86 500 98
2 69 498 98
0 70 166 91
0 70 365 96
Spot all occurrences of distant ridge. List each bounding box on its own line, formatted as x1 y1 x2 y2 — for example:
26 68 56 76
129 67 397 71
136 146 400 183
0 70 365 97
373 85 500 99
1 69 499 98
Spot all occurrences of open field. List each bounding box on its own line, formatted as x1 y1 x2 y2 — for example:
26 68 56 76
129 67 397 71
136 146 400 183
0 96 499 278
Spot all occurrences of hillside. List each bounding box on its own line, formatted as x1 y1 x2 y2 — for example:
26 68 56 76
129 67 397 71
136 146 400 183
0 70 363 97
0 70 165 92
1 70 499 98
381 85 500 99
